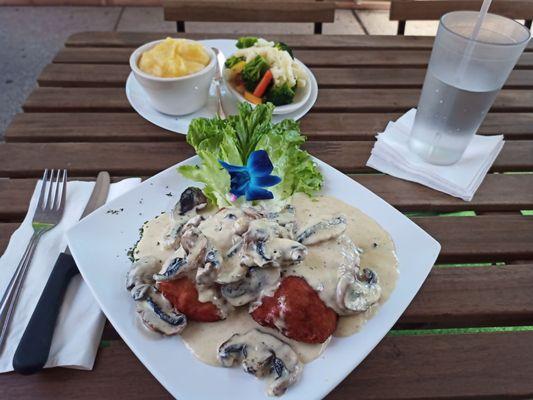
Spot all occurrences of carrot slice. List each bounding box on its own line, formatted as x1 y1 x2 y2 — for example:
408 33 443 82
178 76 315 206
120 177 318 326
244 90 263 105
252 69 273 98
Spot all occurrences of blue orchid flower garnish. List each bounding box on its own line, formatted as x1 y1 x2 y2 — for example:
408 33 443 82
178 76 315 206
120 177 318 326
219 150 281 201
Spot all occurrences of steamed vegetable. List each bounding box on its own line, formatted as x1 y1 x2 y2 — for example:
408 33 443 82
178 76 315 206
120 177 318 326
236 37 259 49
225 55 245 69
253 70 273 98
231 61 246 74
274 42 294 59
178 103 323 207
244 91 263 105
265 83 296 106
241 55 270 91
226 37 305 107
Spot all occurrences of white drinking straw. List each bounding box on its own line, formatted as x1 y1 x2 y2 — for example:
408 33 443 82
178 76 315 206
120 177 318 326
454 0 493 84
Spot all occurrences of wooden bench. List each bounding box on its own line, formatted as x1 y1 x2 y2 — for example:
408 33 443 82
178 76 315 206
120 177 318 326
390 0 533 34
163 0 336 34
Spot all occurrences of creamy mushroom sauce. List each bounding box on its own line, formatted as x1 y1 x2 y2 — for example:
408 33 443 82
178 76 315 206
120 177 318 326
134 193 398 365
182 308 329 366
218 328 304 397
287 193 398 336
135 213 175 265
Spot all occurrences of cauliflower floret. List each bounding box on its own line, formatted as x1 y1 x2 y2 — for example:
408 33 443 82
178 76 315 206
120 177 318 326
254 38 275 48
234 44 307 89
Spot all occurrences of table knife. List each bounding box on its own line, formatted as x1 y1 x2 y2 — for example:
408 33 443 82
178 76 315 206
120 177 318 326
12 171 111 375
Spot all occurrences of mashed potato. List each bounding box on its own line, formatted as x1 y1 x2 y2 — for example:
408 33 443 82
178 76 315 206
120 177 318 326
138 38 210 78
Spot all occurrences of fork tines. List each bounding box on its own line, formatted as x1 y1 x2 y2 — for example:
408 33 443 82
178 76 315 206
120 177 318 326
38 169 67 212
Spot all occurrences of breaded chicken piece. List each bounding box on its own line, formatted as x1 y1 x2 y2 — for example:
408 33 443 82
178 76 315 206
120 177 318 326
251 276 337 343
159 278 222 322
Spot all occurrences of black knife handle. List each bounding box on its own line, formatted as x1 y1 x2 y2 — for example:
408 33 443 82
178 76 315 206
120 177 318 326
13 252 78 375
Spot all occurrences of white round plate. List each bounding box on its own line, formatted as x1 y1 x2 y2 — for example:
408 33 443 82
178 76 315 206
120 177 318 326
125 39 318 135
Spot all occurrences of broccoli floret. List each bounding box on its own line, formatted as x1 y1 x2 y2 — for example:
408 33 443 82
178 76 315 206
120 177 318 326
236 37 258 49
274 42 294 59
225 55 245 69
241 55 270 91
264 83 296 106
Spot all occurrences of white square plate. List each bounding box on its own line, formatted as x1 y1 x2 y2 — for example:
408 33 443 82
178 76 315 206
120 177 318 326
67 156 440 400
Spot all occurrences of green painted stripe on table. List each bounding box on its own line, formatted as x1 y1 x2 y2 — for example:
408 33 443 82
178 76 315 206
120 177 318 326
522 210 533 215
404 210 476 217
434 262 505 268
389 326 533 336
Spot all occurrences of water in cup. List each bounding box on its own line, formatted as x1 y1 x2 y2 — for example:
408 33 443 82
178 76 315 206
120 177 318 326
409 70 499 165
409 8 530 165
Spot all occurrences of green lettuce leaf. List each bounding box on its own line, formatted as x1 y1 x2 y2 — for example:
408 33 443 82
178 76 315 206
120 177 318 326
256 119 322 199
178 103 323 207
178 151 232 207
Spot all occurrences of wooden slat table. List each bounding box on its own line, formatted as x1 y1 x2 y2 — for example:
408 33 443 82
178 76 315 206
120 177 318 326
1 32 533 399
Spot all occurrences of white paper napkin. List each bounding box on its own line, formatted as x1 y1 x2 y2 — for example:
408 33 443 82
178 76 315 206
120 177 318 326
367 108 504 201
0 178 140 373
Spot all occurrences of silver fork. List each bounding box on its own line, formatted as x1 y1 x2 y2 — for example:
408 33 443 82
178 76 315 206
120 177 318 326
212 47 227 119
0 169 67 352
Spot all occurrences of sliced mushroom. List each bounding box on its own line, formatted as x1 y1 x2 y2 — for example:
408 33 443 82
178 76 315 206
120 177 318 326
336 268 381 314
265 204 297 236
242 238 307 268
196 247 222 285
196 208 248 253
162 214 205 251
157 226 211 283
135 288 187 335
181 227 209 268
234 216 252 236
182 214 204 230
126 256 162 300
244 219 291 243
226 238 243 259
220 267 280 306
241 206 265 220
153 247 189 282
241 219 306 268
217 329 303 396
172 187 208 218
161 222 184 250
231 207 265 236
296 214 347 245
216 249 248 284
179 226 204 253
163 187 208 250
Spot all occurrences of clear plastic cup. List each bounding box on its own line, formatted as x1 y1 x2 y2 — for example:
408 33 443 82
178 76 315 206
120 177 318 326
409 11 530 165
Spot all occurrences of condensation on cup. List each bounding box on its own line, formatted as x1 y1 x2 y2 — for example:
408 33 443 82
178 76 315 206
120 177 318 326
409 11 530 165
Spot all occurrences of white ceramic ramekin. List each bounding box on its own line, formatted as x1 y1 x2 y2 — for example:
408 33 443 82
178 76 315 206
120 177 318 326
130 39 216 116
